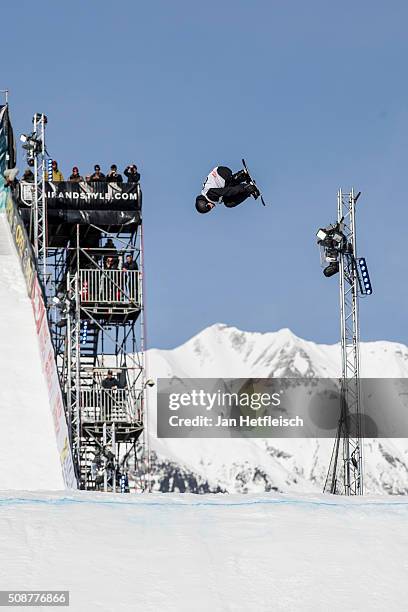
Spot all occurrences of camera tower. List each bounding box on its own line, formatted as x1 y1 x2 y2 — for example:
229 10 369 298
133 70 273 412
323 188 364 495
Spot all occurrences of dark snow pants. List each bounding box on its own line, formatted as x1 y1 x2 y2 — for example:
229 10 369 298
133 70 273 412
206 167 251 208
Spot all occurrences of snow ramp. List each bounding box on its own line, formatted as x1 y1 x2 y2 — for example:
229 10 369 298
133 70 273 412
0 211 69 489
1 491 408 611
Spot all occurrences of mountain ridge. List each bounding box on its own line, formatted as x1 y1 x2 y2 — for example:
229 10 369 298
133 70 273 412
145 323 408 494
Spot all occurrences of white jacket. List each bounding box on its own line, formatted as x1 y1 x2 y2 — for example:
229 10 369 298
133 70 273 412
201 167 225 203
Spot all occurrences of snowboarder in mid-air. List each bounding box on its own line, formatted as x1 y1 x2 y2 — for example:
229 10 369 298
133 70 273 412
195 165 261 214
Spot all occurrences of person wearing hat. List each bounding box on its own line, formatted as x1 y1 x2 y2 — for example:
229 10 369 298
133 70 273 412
89 164 106 182
101 370 120 418
124 164 140 183
101 370 119 390
69 166 83 182
106 164 123 183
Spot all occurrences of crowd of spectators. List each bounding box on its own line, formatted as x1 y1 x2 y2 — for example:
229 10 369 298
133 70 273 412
19 160 141 184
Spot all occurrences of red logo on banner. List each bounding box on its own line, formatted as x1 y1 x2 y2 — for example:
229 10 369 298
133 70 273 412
31 278 46 333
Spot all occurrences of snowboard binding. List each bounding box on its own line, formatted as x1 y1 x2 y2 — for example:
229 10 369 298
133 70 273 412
241 158 266 206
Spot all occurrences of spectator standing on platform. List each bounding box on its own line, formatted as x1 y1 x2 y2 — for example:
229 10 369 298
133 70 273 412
122 254 138 301
106 164 123 183
91 450 102 481
122 254 138 271
69 166 83 182
104 256 117 270
103 238 119 268
124 164 140 183
89 164 106 182
103 446 116 485
102 254 119 299
50 160 64 182
101 371 119 426
101 250 118 306
102 370 119 389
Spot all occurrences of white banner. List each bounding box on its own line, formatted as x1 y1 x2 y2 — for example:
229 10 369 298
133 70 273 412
31 276 77 488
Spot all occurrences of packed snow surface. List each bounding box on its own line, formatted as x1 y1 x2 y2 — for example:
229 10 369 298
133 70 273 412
0 214 64 489
1 490 408 612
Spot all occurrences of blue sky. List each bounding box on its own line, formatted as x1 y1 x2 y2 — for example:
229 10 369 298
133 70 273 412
2 0 408 348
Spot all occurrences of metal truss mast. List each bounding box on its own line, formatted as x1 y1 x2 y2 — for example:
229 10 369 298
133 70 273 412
324 189 364 495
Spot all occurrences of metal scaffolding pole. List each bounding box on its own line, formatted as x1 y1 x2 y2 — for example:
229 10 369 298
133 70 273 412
139 221 150 492
32 113 48 284
324 189 364 495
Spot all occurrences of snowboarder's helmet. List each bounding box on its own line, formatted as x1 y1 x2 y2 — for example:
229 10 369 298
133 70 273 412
195 195 212 214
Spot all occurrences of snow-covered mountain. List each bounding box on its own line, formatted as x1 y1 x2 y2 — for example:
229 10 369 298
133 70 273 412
146 324 408 495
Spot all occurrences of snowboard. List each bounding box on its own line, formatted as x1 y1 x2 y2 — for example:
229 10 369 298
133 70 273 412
242 158 267 206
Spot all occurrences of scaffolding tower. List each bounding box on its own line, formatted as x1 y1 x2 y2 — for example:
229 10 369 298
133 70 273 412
48 222 146 491
323 188 364 495
18 115 147 492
